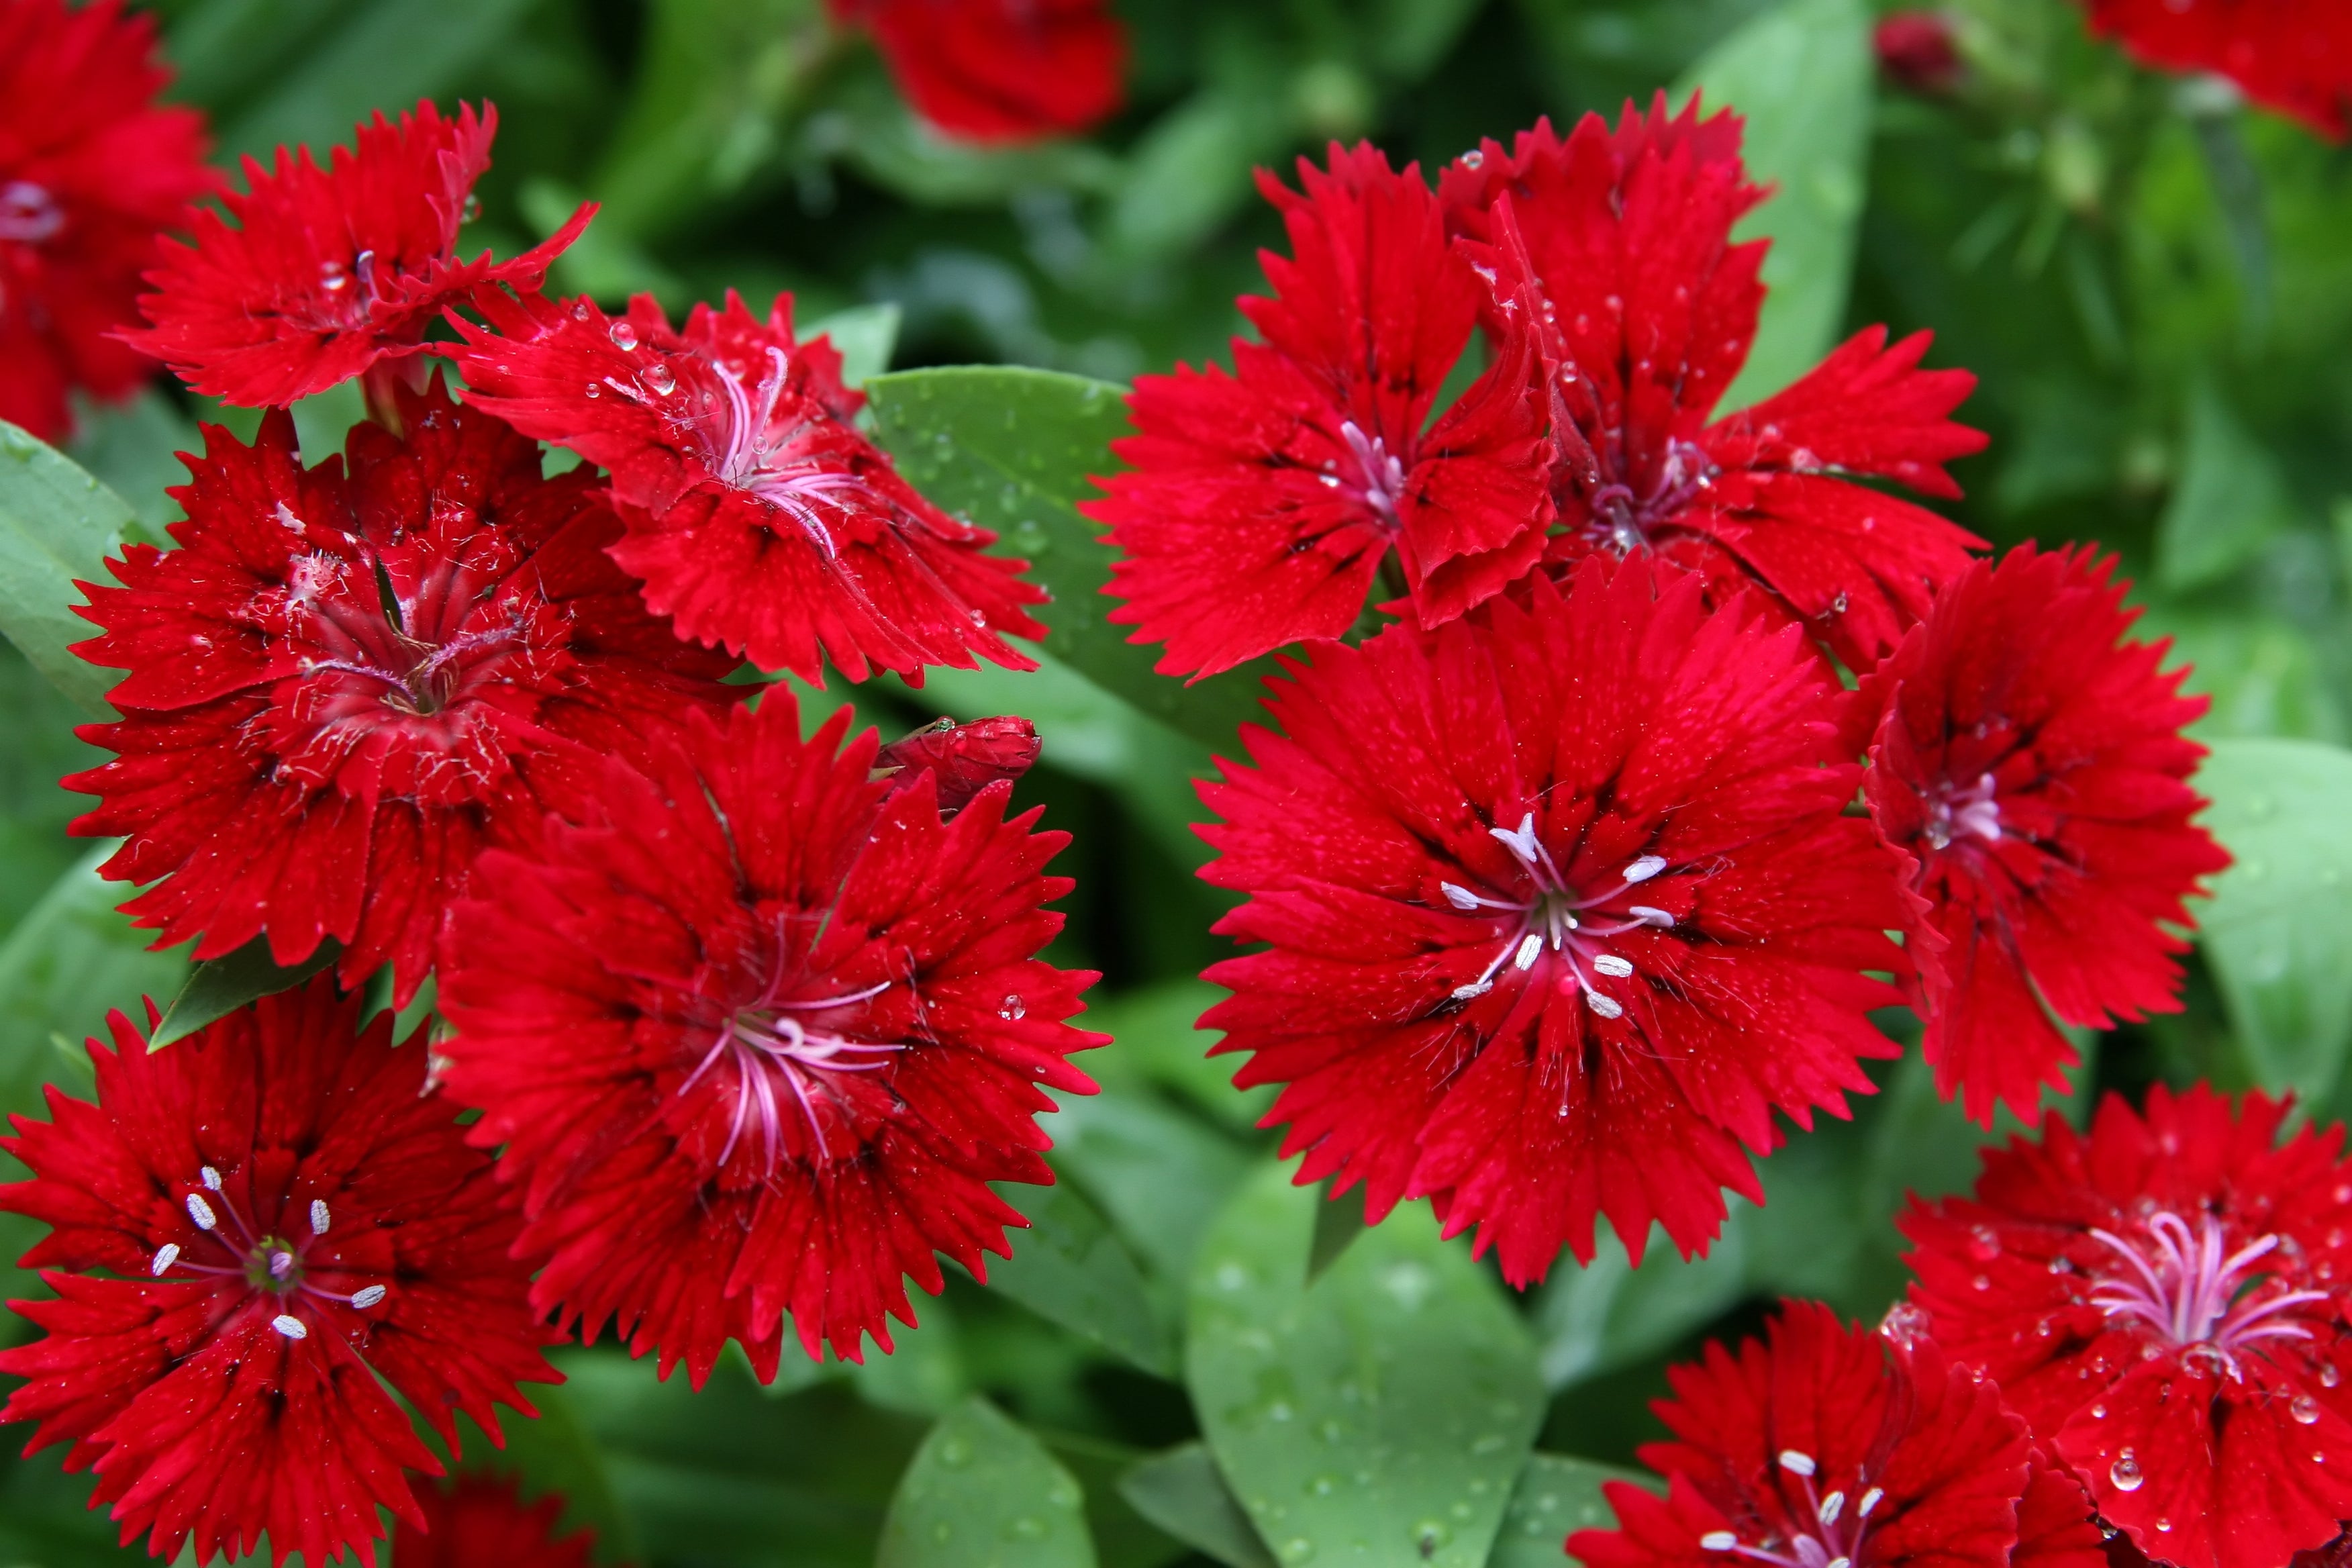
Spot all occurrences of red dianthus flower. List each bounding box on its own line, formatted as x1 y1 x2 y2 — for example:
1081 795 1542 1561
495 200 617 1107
2081 0 2352 140
1439 97 1988 675
828 0 1128 144
1089 142 1553 680
0 978 556 1568
1900 1085 2352 1568
1196 558 1910 1285
64 379 742 1003
1860 546 2228 1127
450 289 1048 686
0 0 215 442
398 1475 611 1568
436 694 1102 1378
124 100 591 408
1567 1300 2104 1568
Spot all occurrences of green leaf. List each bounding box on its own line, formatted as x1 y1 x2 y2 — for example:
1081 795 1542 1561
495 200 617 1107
1187 1164 1543 1568
1083 980 1267 1132
806 302 902 389
1487 1454 1647 1568
2133 606 2346 744
1305 1180 1369 1285
2157 383 2299 592
66 389 196 538
1677 0 1873 407
1118 1444 1275 1568
1042 1083 1258 1285
1533 1213 1749 1390
863 366 1272 753
0 421 142 720
2195 738 2352 1106
148 937 342 1050
984 1180 1177 1377
877 1396 1097 1568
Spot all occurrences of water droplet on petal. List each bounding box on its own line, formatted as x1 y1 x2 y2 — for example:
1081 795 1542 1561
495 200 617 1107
572 299 593 322
2294 1394 2322 1424
585 383 601 399
2110 1452 2144 1491
642 363 676 395
609 322 639 350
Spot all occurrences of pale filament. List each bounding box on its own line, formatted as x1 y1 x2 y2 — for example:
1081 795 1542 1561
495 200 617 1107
679 979 900 1173
1582 434 1715 553
2088 1210 2332 1375
1700 1451 1884 1568
1441 812 1673 1016
156 1167 389 1332
703 345 885 558
1924 772 2000 852
1335 420 1407 530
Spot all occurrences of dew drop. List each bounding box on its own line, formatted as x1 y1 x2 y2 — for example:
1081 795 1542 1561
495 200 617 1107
643 363 677 396
2294 1394 2322 1424
2155 1519 2171 1534
572 299 593 322
609 322 639 350
2324 1365 2341 1389
2110 1451 2143 1491
585 383 602 399
999 995 1026 1020
1971 1273 1990 1291
1968 1224 2002 1261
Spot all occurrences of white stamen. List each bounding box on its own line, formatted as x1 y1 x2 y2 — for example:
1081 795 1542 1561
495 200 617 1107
309 1199 330 1235
1512 934 1543 971
1857 1488 1883 1518
1440 883 1481 910
1489 813 1542 864
1591 954 1634 977
1629 905 1673 927
150 1244 180 1277
1827 1559 1851 1568
185 1194 217 1231
1451 980 1493 1001
1624 855 1667 883
200 1167 223 1191
350 1285 387 1310
1700 1534 1738 1553
1779 1450 1817 1477
1585 992 1624 1020
1818 1491 1845 1526
271 1314 308 1340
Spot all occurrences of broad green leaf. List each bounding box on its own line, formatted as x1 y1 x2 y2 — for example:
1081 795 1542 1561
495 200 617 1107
1083 980 1267 1132
0 422 141 719
806 303 903 389
1118 1443 1276 1568
1365 0 1487 78
1042 1083 1258 1285
148 938 342 1050
2195 738 2352 1106
1534 1213 1749 1390
1106 88 1291 261
863 367 1272 753
984 1181 1176 1377
0 643 102 943
66 389 196 538
1305 1181 1369 1285
2157 383 2298 591
1677 0 1873 407
877 1396 1096 1568
1043 1432 1192 1568
1187 1164 1543 1568
1487 1454 1647 1568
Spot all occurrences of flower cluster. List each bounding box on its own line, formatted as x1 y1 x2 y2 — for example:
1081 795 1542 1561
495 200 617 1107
1122 100 2226 1289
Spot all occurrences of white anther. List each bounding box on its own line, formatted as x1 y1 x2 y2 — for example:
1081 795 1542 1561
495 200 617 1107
1818 1491 1845 1526
150 1244 180 1277
1585 992 1624 1020
1440 883 1481 911
1629 905 1673 927
200 1167 223 1191
350 1285 387 1310
1592 954 1634 977
1489 814 1542 863
1827 1559 1851 1568
272 1314 308 1340
1779 1450 1817 1477
1512 934 1542 970
1624 856 1667 883
1700 1534 1738 1553
1451 981 1493 1001
185 1194 217 1231
1857 1487 1883 1518
309 1199 330 1235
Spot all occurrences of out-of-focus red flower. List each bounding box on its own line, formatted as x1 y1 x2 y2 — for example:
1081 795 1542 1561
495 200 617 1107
828 0 1127 144
436 694 1103 1379
450 289 1048 687
1089 143 1553 681
2083 0 2352 141
0 978 556 1568
0 0 215 441
398 1475 611 1568
64 379 742 1004
1195 558 1910 1285
1877 12 1966 94
1440 97 1988 675
1902 1085 2352 1568
1567 1300 2102 1568
1860 546 2228 1126
876 715 1041 813
124 101 592 407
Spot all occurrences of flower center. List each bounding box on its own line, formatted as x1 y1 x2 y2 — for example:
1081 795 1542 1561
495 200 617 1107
153 1167 389 1341
679 978 901 1174
1922 772 2001 852
676 344 882 558
0 181 64 244
1332 419 1408 531
1563 404 1715 554
1701 1449 1885 1568
2087 1209 2331 1375
1440 812 1675 1018
305 249 381 331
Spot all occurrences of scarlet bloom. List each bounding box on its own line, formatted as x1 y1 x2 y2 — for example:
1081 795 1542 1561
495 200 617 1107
1877 11 1966 93
65 379 741 1003
1440 97 1988 675
0 0 214 441
1197 558 1910 1285
1089 142 1553 680
829 0 1128 144
1901 1085 2352 1568
124 100 591 407
1568 1301 2104 1568
876 714 1041 812
436 694 1101 1378
398 1475 611 1568
451 289 1048 686
1861 546 2228 1126
0 978 556 1567
2081 0 2352 141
